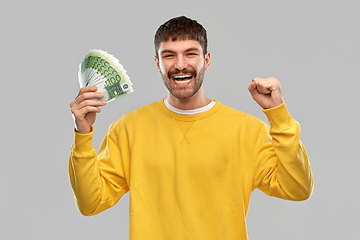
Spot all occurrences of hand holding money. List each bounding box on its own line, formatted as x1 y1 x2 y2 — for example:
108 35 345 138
70 86 106 134
78 49 133 103
70 49 134 134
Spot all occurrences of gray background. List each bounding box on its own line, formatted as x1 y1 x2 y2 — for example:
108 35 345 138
1 0 359 239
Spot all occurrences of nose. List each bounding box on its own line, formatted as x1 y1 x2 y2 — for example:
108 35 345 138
174 55 187 70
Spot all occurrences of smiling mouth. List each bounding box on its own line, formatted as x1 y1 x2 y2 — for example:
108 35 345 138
172 74 193 84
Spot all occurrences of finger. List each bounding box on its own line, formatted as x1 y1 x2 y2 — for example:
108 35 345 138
72 99 106 111
71 104 103 120
76 105 102 116
71 91 104 108
73 86 97 99
252 77 278 84
253 78 279 94
71 86 101 108
70 99 106 120
76 91 104 102
78 85 98 95
257 83 272 94
248 80 258 95
250 79 270 95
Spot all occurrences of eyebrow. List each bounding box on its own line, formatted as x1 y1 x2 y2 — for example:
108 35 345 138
184 47 201 53
160 47 201 56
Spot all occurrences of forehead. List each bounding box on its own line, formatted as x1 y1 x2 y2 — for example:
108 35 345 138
158 39 203 54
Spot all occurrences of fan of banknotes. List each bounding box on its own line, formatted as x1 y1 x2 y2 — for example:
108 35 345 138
78 49 133 103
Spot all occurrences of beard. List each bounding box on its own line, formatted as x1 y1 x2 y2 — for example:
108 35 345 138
161 64 205 100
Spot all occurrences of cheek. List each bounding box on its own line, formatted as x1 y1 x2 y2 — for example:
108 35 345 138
192 59 205 71
195 63 205 73
159 61 169 73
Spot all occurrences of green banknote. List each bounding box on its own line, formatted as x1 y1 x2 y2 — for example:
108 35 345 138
78 49 133 103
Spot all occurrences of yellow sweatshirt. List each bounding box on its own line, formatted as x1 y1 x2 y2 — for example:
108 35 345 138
69 99 313 240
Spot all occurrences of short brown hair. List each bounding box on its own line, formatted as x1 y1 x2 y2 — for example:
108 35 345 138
154 16 208 58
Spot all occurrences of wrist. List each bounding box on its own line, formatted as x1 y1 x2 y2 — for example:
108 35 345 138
263 102 294 130
73 127 95 155
75 127 92 134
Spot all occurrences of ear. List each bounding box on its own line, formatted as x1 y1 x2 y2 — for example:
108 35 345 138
154 55 161 73
204 51 211 71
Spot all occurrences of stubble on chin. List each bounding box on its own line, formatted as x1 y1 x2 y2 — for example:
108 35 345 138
161 66 205 100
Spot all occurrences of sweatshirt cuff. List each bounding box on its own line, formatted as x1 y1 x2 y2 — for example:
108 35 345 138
263 102 294 130
73 127 96 155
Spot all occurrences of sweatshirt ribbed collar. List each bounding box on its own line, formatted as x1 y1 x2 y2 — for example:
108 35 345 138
157 98 222 122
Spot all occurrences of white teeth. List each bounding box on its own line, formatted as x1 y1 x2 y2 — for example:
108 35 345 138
175 79 191 84
173 74 192 80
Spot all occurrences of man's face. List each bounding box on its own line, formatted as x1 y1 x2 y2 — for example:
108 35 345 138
155 39 210 100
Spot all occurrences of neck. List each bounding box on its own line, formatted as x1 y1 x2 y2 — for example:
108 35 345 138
167 86 211 110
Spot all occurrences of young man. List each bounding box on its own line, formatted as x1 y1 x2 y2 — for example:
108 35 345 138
69 16 313 240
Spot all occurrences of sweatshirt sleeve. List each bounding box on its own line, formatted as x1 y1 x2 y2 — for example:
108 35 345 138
69 121 130 216
252 102 313 201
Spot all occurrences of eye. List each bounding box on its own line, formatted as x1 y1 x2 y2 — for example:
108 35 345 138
162 53 175 59
187 52 198 57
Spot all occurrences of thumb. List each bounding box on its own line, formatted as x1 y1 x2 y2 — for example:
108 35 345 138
248 80 259 98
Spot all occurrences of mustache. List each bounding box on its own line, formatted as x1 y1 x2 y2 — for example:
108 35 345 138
168 68 196 79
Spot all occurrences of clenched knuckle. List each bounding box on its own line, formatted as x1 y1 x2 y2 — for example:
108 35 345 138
70 108 76 115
